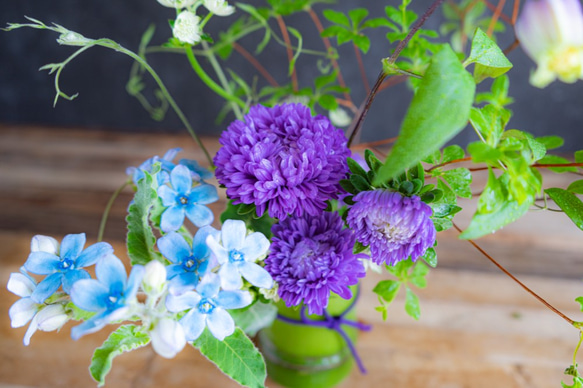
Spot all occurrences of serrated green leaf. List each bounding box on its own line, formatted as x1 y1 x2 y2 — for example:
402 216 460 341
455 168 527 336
404 287 421 320
90 325 150 387
442 145 465 163
466 28 512 83
375 45 475 184
194 327 267 388
323 9 350 27
421 247 437 267
373 279 401 304
126 169 163 266
545 188 583 231
568 180 583 194
442 168 472 198
536 136 564 150
230 302 277 337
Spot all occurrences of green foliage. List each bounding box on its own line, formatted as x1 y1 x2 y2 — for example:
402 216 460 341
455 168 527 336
229 301 278 337
568 180 583 195
65 301 95 321
375 45 475 184
90 325 150 387
194 328 267 388
475 75 514 108
126 167 164 266
469 104 511 147
221 201 276 238
464 28 512 83
545 188 583 231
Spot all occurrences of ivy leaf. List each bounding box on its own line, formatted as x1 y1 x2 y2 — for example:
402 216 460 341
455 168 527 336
373 279 401 304
375 45 475 184
465 28 512 83
90 325 150 387
193 327 267 388
126 167 163 266
545 188 583 231
229 302 278 337
404 287 421 320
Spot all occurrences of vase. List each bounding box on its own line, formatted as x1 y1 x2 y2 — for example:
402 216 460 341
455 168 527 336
258 286 368 388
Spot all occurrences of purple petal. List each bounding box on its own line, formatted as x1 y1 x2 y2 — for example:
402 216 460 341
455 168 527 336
62 269 91 294
70 279 110 312
24 252 60 275
76 242 114 268
239 262 273 289
185 204 214 228
161 205 186 232
60 233 86 260
207 308 234 341
31 273 63 303
158 232 192 264
170 165 193 194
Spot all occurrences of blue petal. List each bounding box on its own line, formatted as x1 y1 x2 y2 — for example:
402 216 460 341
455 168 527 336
206 234 229 265
179 159 213 180
96 255 126 294
184 204 214 228
218 262 243 290
180 310 206 341
60 233 86 260
62 269 90 294
158 185 178 207
9 298 38 328
216 290 252 310
170 165 192 195
162 147 181 161
221 220 246 251
239 262 273 289
196 273 221 298
71 310 110 340
125 265 145 299
158 232 192 264
31 273 63 303
189 184 219 205
207 308 235 341
24 252 60 275
166 264 184 280
76 242 114 268
70 279 109 312
191 226 218 259
166 291 201 313
161 206 186 232
168 272 199 295
241 232 270 262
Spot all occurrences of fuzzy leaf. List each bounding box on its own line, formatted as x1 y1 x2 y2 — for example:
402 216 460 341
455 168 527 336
466 28 512 82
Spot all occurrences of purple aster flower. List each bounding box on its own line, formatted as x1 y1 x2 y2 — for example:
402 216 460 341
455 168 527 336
265 211 366 315
23 233 113 303
158 164 219 232
214 103 351 219
346 190 436 266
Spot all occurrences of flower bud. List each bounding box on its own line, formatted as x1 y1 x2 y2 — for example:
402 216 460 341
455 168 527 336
203 0 235 16
150 318 186 359
30 235 59 255
173 11 202 45
36 304 69 332
157 0 196 9
142 260 167 297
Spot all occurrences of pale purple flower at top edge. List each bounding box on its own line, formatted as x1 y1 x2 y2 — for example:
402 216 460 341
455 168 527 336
165 273 252 341
346 190 436 267
157 227 218 294
23 233 113 303
265 211 366 315
213 103 351 220
516 0 583 87
70 255 145 340
157 165 219 232
206 219 273 291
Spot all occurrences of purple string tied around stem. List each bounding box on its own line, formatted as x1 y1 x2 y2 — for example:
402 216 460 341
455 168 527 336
276 287 372 374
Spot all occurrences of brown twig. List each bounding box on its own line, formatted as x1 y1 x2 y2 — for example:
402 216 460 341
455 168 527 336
337 98 359 113
354 43 371 93
511 0 521 24
377 75 408 92
351 137 399 149
232 42 279 87
487 0 507 36
453 222 576 327
503 38 520 55
276 15 298 92
480 0 513 24
426 156 472 172
347 71 388 147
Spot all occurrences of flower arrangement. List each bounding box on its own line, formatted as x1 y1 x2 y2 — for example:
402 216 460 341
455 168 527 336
4 0 583 387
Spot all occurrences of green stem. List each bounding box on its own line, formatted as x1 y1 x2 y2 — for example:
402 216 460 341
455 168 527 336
98 180 130 242
573 331 583 367
184 45 246 110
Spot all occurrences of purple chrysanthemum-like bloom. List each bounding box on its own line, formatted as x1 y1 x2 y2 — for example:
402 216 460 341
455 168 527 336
214 103 351 219
265 211 366 315
346 190 436 266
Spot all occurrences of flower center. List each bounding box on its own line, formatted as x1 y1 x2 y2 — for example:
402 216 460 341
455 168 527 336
549 46 583 81
60 257 75 270
198 298 216 314
377 222 411 244
179 196 189 205
229 250 245 263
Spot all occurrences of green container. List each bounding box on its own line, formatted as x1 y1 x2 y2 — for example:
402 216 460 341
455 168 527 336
259 288 359 388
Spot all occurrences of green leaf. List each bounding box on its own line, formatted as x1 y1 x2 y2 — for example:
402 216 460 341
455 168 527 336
538 155 578 173
220 201 275 238
441 145 465 163
230 302 278 337
467 142 502 163
469 105 509 147
353 34 371 54
375 45 475 184
65 301 95 321
576 296 583 312
465 28 512 83
568 180 583 194
409 262 429 288
441 168 472 198
421 247 437 267
404 287 421 320
576 150 583 163
350 174 371 192
373 279 402 304
194 327 267 388
545 188 583 231
536 136 564 150
323 9 350 27
347 157 368 178
126 168 163 266
348 8 369 27
90 325 150 387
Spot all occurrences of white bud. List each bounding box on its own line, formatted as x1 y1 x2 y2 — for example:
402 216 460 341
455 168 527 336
173 11 202 45
7 272 36 298
157 0 196 9
203 0 235 16
36 304 69 332
150 318 186 359
142 260 167 297
30 235 59 254
329 107 352 127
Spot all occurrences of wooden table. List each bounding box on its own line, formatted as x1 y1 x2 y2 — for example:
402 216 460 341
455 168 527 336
1 125 582 388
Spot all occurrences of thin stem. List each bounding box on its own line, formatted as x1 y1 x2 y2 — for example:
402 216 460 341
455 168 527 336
481 0 513 24
503 38 520 55
347 71 388 147
350 136 399 150
98 180 130 242
426 156 472 172
354 43 370 93
534 162 583 168
233 42 279 87
276 15 298 92
453 222 576 327
511 0 521 24
487 0 506 36
574 332 583 366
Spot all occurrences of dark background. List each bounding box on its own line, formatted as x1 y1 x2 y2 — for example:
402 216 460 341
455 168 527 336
1 0 582 149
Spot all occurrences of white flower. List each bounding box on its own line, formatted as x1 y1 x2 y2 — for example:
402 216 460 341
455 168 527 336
150 318 186 358
203 0 235 16
173 11 202 45
516 0 583 87
30 235 59 254
157 0 197 9
329 107 352 127
142 260 167 298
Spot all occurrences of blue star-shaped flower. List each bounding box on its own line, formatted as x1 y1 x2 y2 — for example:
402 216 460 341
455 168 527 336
158 165 219 232
23 233 113 303
166 273 252 341
157 227 218 294
70 255 145 340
